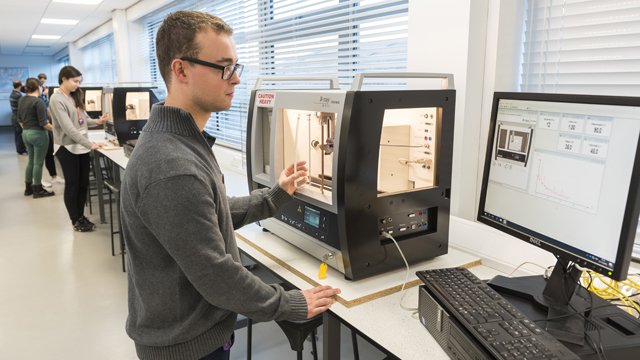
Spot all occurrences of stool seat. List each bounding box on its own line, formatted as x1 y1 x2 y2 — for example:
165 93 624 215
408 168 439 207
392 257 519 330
276 315 323 359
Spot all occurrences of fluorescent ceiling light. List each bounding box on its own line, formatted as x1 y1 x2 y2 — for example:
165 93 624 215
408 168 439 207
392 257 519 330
41 18 79 25
52 0 103 5
32 35 62 40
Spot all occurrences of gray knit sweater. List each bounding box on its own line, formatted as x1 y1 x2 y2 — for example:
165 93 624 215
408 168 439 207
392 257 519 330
120 103 308 360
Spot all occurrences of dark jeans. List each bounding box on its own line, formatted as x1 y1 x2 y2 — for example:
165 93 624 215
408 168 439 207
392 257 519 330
56 146 90 223
44 131 57 177
199 333 234 360
13 123 26 154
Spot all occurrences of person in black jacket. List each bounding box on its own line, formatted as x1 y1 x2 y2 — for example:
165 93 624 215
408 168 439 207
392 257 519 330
9 80 27 155
17 78 55 198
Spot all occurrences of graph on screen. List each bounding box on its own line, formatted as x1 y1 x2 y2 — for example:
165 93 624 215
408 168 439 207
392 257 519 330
532 151 604 213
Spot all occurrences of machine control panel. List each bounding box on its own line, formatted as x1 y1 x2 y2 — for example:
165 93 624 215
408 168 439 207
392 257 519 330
276 200 340 250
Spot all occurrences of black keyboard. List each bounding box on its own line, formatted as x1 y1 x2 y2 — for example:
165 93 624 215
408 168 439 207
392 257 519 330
417 267 579 360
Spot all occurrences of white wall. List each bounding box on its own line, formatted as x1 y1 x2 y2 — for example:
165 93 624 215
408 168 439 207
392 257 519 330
407 0 552 270
408 0 490 220
408 0 524 222
0 55 56 126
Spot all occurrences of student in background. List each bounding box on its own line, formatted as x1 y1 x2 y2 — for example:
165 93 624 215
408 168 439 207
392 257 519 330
37 72 63 187
9 80 27 155
50 66 108 232
17 78 55 198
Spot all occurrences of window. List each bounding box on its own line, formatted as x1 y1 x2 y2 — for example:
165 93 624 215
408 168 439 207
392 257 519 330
79 34 117 84
142 0 408 150
520 0 640 261
53 54 70 78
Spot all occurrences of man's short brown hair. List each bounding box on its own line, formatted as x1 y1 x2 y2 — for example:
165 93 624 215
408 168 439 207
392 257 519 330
155 10 233 87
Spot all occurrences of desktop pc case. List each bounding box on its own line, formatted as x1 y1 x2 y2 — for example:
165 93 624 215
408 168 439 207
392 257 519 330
246 74 456 280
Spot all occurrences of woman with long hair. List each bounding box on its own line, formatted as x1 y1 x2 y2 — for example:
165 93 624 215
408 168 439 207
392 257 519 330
17 77 55 198
50 66 108 232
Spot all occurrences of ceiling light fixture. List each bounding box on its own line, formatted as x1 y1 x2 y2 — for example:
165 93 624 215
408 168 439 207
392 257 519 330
52 0 103 5
32 35 62 40
41 18 79 25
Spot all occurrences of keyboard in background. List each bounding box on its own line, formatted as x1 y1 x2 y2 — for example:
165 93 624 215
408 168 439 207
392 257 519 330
416 267 579 360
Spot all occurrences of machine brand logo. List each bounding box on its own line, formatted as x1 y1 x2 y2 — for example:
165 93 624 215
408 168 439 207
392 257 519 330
529 237 541 246
315 95 340 108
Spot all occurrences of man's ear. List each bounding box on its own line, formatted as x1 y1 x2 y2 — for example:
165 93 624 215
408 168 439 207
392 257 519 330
171 59 189 84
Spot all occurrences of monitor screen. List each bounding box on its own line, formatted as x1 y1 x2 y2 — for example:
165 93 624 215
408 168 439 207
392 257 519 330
478 92 640 281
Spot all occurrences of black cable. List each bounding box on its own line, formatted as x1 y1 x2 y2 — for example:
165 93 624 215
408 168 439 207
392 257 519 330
560 262 605 360
577 271 608 360
584 331 604 360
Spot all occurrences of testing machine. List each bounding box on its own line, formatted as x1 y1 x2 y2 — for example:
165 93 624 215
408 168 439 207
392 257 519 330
247 74 456 280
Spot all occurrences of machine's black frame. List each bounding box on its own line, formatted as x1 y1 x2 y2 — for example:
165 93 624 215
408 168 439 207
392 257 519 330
110 87 159 146
247 89 456 280
81 86 104 119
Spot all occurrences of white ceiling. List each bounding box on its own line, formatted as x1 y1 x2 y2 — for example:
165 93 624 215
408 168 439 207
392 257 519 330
0 0 140 57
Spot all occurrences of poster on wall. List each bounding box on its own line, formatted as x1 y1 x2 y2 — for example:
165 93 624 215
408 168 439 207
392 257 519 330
0 67 29 99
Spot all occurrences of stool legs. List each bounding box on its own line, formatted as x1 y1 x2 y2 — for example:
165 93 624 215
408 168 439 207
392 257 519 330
108 190 115 256
247 318 253 360
311 329 318 360
351 329 360 360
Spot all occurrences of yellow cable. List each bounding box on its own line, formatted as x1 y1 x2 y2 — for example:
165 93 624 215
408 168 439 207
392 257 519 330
580 271 640 316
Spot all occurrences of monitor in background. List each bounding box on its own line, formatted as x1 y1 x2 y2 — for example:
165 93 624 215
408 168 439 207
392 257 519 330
477 92 640 352
82 87 103 122
48 86 60 98
109 87 160 145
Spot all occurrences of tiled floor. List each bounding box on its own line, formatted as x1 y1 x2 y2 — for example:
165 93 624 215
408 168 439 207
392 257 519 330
0 128 384 360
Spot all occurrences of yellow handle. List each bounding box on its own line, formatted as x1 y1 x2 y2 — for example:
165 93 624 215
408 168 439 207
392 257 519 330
318 262 328 280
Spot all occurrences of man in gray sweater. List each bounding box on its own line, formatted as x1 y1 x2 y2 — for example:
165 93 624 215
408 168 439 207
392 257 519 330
120 10 340 360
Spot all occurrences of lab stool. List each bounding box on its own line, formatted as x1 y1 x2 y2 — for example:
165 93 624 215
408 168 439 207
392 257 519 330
243 316 321 360
104 178 125 272
239 256 360 359
87 153 111 217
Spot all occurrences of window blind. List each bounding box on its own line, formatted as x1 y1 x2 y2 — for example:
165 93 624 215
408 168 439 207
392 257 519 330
141 0 408 150
520 0 640 261
79 33 117 84
54 54 70 78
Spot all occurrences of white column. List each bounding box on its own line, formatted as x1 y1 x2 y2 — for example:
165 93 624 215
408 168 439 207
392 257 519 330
407 0 490 220
112 9 132 83
67 42 83 73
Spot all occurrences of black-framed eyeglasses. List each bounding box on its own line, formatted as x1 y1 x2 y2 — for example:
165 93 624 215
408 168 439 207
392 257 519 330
180 56 244 80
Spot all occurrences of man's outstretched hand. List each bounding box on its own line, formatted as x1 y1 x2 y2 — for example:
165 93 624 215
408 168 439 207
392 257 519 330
302 285 341 319
279 161 309 195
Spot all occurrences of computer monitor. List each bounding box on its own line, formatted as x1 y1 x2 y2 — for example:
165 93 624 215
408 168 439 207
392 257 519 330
477 92 640 348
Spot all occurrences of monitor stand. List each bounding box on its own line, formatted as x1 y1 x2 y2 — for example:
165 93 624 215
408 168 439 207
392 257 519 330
488 264 586 345
487 263 640 359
